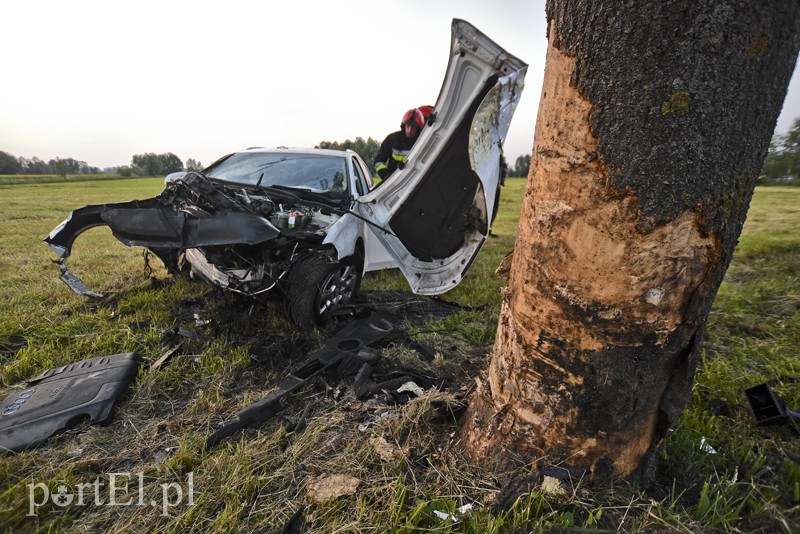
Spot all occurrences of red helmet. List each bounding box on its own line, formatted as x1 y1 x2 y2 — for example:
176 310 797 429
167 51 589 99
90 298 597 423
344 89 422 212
402 108 425 130
417 105 434 123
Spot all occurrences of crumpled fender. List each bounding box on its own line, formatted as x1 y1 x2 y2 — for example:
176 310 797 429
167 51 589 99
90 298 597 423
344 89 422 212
321 212 360 260
44 199 280 297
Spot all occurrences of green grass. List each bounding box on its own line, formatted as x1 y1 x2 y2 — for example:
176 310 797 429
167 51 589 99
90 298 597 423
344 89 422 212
1 178 798 532
0 174 150 186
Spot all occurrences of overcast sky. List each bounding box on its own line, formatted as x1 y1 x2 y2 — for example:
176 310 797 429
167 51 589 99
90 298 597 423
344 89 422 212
2 0 798 169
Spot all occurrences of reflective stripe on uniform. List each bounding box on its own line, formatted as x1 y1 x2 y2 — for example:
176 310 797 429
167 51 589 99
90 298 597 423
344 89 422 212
392 149 410 162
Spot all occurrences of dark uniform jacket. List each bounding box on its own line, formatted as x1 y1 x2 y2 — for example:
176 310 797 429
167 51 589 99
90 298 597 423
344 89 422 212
374 131 417 179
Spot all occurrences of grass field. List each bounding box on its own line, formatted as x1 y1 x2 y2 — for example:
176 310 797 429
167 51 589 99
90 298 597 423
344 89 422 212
0 174 138 186
0 178 798 532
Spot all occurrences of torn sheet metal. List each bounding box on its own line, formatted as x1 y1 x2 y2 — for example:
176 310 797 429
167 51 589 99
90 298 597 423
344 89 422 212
44 178 283 298
470 67 527 226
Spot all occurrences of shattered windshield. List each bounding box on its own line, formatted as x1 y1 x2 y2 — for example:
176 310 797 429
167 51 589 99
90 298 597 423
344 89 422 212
206 152 349 196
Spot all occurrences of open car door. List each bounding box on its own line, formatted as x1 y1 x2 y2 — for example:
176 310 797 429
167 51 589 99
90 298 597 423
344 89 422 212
356 19 527 295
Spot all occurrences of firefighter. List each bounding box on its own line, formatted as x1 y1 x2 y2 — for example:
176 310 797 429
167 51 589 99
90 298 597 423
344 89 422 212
374 108 426 180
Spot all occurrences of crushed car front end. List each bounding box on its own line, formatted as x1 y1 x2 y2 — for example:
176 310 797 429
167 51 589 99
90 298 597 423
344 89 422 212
45 152 355 297
45 18 527 327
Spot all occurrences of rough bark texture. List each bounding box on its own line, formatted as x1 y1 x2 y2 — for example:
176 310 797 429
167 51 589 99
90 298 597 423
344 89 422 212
462 0 800 485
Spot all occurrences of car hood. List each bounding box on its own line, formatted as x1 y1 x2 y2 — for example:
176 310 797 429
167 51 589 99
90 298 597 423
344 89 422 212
355 19 527 295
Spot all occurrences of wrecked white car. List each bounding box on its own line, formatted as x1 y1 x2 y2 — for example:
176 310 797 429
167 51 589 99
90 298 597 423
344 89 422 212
44 19 527 329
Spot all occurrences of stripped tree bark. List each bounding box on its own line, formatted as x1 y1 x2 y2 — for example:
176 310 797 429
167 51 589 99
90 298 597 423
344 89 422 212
461 0 800 485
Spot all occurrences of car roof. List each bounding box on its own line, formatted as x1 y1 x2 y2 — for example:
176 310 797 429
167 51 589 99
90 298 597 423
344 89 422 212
239 147 349 158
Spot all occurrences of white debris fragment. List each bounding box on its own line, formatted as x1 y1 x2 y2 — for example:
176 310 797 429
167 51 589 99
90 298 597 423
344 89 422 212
397 381 424 397
433 503 474 523
457 503 474 514
434 510 457 522
358 410 393 432
699 437 717 454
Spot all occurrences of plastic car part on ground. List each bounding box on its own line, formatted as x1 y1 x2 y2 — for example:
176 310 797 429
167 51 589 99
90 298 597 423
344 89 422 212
745 382 800 426
0 353 141 453
204 310 401 449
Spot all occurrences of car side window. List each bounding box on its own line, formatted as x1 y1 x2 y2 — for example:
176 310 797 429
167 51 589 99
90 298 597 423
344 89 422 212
360 160 375 191
352 157 375 193
351 157 368 196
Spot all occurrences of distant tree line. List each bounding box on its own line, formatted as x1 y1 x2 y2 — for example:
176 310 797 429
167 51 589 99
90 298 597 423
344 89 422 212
316 137 380 169
0 150 204 178
0 151 102 175
761 117 800 182
117 152 184 177
510 154 531 177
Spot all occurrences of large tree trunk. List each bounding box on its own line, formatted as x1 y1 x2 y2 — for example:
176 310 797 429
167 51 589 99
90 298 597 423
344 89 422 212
462 0 800 484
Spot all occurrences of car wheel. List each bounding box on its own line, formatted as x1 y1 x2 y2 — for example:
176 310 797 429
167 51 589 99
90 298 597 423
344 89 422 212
286 250 363 330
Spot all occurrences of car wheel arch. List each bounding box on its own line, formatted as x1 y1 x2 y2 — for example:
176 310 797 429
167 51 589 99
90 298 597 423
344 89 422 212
284 247 363 330
321 212 361 261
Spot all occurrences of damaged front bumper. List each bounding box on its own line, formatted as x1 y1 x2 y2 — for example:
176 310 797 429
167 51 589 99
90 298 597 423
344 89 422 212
44 177 282 298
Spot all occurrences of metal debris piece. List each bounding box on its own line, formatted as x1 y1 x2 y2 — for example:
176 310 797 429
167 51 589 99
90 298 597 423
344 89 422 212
59 266 104 299
352 290 469 328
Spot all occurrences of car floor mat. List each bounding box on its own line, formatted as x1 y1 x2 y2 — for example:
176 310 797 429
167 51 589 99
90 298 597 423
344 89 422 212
0 352 141 453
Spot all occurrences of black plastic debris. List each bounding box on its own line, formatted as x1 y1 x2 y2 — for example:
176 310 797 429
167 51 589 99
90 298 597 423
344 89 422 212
0 353 141 453
280 506 306 534
708 398 731 418
399 337 437 362
204 310 400 449
353 367 434 402
150 325 208 371
745 383 800 426
351 290 470 327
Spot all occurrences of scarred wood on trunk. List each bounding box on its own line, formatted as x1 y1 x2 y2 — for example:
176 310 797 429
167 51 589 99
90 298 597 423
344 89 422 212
462 0 800 484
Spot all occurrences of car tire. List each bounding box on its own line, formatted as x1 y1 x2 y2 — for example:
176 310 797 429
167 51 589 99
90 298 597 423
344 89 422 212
285 250 363 330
